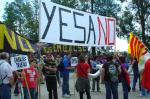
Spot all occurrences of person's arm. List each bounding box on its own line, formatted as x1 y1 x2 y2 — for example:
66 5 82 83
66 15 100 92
66 66 75 70
87 68 91 73
44 66 57 72
122 67 129 74
100 68 105 83
117 65 121 75
6 64 15 86
9 75 15 86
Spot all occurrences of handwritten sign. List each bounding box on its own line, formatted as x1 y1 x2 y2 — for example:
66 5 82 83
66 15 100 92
71 57 78 66
11 55 30 70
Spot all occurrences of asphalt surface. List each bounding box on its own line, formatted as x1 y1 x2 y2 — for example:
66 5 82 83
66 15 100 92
12 73 150 99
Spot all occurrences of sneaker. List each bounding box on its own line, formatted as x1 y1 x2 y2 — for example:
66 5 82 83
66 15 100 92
14 94 19 96
97 90 101 92
40 82 45 84
139 93 142 97
91 90 95 92
63 94 70 98
139 94 146 97
132 89 136 92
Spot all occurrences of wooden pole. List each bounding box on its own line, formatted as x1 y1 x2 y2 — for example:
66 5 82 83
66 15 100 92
23 69 32 99
73 71 76 96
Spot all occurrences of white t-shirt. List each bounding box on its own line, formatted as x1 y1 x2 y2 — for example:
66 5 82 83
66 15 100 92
0 60 13 84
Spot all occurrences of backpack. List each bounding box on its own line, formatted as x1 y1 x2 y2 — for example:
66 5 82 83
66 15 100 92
107 62 119 83
57 60 64 72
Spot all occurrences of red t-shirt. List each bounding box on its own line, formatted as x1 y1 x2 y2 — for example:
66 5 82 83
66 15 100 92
76 62 90 78
22 67 38 88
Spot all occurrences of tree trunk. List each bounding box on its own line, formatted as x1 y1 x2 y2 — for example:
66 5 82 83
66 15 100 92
141 18 146 45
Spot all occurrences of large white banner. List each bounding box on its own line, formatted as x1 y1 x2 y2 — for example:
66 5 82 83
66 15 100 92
39 0 116 47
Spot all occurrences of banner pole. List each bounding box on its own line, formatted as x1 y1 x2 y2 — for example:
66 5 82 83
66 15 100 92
23 69 32 99
19 80 23 99
36 43 43 99
73 71 76 96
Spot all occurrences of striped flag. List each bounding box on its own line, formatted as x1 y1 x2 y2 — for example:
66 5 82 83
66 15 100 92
128 33 147 62
128 32 150 90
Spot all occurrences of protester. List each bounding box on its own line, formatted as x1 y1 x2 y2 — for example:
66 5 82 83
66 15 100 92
61 54 70 97
13 70 22 96
0 52 15 99
140 69 147 97
21 58 38 99
75 55 91 99
91 56 100 92
140 59 150 97
85 55 89 63
119 56 130 99
43 54 58 99
131 57 139 91
101 55 120 99
39 55 46 84
55 54 62 86
62 54 74 98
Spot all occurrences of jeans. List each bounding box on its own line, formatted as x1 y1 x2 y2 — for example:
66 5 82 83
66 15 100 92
45 76 58 99
79 90 91 99
0 84 11 99
62 74 70 95
14 81 19 95
23 88 36 99
105 81 118 99
121 78 128 99
56 71 61 86
132 71 139 90
92 77 100 91
141 86 147 96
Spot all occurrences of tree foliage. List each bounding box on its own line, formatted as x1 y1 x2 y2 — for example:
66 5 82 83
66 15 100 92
51 0 78 9
118 10 137 38
94 0 121 17
3 0 39 41
120 0 150 47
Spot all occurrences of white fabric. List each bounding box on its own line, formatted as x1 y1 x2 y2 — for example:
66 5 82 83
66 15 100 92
0 60 13 84
88 64 103 78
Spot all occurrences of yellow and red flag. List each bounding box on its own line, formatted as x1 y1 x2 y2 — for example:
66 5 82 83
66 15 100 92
128 32 147 62
128 32 150 90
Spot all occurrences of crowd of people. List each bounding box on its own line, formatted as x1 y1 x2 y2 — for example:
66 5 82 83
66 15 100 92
0 52 150 99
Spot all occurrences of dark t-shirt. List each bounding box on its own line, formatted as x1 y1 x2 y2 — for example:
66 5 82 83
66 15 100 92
102 61 119 81
43 60 56 76
132 59 139 72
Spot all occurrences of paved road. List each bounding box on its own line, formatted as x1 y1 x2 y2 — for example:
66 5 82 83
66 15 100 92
12 74 150 99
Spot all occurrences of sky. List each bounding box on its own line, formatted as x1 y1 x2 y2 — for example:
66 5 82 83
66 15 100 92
0 0 14 21
0 0 128 52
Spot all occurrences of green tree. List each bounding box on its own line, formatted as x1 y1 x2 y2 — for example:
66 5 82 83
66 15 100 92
120 0 150 47
3 0 39 41
118 10 137 38
51 0 78 9
94 0 121 17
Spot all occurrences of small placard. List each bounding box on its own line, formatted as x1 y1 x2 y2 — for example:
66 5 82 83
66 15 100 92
11 55 30 70
71 57 78 66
